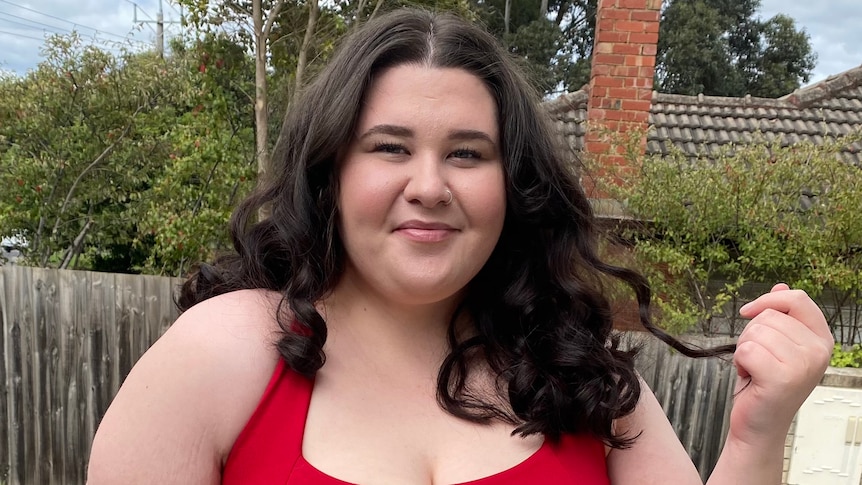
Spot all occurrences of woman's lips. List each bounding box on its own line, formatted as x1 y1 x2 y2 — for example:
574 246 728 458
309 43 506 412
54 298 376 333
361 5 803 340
395 220 457 242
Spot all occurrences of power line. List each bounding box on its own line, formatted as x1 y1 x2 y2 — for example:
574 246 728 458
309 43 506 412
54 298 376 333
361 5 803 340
0 0 134 41
0 18 64 35
0 11 74 35
0 27 45 41
0 15 148 53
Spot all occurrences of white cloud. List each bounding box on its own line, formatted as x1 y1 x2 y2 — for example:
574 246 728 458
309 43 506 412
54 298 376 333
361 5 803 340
759 0 862 84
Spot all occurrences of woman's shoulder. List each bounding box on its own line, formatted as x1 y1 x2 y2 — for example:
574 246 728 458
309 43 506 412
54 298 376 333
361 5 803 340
87 288 288 483
181 288 286 327
166 288 287 378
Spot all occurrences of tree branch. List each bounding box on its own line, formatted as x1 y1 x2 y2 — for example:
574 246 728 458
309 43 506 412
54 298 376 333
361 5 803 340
263 0 288 39
295 0 320 92
59 217 92 270
352 0 368 31
49 105 143 239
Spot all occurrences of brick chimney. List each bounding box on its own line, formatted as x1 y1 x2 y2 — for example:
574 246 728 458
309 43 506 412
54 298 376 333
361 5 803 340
584 0 660 200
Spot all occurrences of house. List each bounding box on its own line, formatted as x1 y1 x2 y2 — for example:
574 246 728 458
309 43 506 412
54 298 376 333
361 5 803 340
546 64 862 167
544 0 862 207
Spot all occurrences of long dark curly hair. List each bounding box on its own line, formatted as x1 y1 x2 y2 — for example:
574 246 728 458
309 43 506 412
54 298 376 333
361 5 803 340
178 8 733 448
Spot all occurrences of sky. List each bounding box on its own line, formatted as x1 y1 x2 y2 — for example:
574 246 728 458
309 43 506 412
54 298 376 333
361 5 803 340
0 0 860 89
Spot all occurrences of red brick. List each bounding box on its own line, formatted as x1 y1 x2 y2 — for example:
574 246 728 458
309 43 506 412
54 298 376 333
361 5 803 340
644 21 660 33
612 65 640 77
641 42 658 56
593 76 625 88
603 110 644 122
589 86 609 99
594 42 616 55
619 0 647 8
587 107 607 121
630 111 649 123
603 155 628 167
602 8 632 20
630 10 660 22
639 87 654 100
596 30 629 43
598 0 618 8
616 20 646 33
612 43 643 55
623 55 642 66
585 141 612 154
621 99 652 112
593 53 626 65
590 64 612 77
622 55 656 68
599 98 623 109
597 19 616 33
631 32 660 45
621 77 645 87
608 87 638 99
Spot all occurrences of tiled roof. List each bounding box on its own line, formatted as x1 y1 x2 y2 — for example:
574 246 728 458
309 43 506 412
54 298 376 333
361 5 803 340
546 63 862 164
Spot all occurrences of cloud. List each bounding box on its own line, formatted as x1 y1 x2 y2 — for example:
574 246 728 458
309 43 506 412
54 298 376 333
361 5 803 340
760 0 862 84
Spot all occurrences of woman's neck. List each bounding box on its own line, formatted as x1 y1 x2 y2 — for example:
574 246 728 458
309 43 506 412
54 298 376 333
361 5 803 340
319 272 466 373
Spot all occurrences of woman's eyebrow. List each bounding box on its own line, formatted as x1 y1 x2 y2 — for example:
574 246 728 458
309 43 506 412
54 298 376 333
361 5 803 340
358 124 413 140
447 129 496 144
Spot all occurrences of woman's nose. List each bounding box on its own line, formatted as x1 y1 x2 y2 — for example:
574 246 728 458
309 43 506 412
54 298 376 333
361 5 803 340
402 152 450 208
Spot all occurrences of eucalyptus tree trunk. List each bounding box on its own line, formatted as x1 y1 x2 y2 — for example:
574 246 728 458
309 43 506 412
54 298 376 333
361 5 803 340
252 0 286 220
504 0 511 36
295 0 320 91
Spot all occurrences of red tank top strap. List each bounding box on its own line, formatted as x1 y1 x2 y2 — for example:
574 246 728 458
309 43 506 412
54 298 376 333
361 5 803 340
222 358 312 483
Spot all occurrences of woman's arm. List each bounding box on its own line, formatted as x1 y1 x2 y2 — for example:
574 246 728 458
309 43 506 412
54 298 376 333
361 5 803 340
87 290 281 484
608 284 833 484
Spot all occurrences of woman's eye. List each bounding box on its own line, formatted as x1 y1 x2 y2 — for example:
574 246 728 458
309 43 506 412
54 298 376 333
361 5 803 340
451 148 481 159
374 143 407 154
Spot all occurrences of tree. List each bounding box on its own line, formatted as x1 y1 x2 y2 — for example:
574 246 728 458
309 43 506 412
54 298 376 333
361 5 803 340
473 0 597 94
0 33 256 275
591 131 862 339
656 0 816 97
179 0 300 220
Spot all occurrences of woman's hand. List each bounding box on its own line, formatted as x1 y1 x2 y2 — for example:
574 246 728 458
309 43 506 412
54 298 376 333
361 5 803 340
729 283 834 447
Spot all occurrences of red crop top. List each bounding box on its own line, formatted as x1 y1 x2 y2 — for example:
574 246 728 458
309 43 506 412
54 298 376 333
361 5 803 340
222 359 611 484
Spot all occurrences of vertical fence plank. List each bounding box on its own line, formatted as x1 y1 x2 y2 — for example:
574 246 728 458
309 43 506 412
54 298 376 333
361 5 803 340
0 268 9 483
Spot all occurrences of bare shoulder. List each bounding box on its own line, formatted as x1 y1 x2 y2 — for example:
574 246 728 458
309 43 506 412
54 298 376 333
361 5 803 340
87 289 287 484
606 380 702 485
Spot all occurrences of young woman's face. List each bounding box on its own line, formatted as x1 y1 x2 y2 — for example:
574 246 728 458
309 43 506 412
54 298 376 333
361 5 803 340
337 64 506 307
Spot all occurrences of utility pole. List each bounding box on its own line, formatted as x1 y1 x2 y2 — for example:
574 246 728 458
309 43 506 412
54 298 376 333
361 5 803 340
133 0 180 57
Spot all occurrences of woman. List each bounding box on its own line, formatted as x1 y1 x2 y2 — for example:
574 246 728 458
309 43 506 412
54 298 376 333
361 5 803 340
87 9 832 484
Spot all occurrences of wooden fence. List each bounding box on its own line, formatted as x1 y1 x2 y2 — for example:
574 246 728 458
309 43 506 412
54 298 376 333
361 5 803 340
0 266 737 484
0 266 181 485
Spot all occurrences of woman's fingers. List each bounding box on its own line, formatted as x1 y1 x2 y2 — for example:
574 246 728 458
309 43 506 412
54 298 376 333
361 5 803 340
739 287 834 346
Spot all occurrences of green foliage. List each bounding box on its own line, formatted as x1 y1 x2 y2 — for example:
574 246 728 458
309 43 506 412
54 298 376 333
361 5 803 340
593 130 862 337
657 0 816 97
474 0 596 94
0 33 255 275
831 344 862 368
